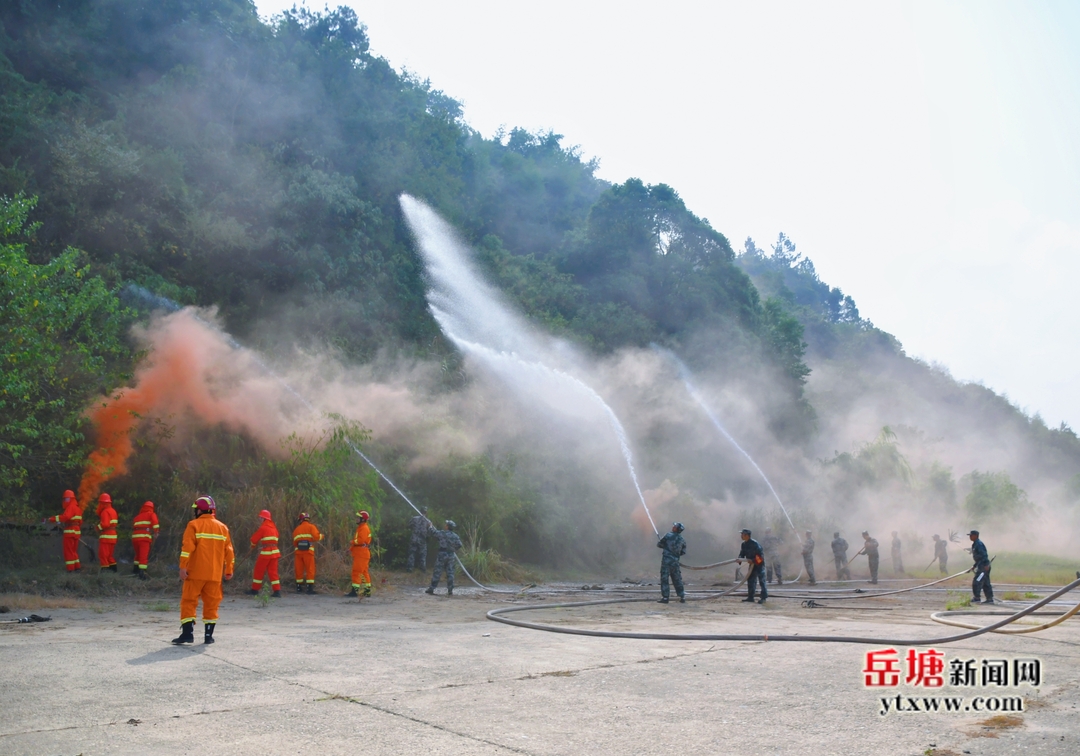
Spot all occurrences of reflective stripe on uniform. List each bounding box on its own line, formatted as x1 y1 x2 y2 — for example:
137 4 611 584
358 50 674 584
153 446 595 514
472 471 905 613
133 534 153 539
259 550 280 556
99 535 118 541
180 551 191 558
195 533 227 541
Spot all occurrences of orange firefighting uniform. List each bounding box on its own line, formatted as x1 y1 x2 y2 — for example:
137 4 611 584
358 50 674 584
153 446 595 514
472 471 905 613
292 521 323 585
350 522 372 592
179 513 234 625
47 496 83 571
96 500 119 568
132 501 160 571
250 519 281 592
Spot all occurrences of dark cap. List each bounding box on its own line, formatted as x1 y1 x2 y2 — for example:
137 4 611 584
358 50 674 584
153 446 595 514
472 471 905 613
861 530 870 536
739 528 751 536
968 529 979 536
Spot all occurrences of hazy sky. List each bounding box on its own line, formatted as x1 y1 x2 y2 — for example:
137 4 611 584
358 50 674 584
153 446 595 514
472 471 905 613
256 0 1080 430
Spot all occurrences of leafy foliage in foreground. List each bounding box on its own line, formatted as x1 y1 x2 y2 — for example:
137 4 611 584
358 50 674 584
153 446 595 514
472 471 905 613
0 195 130 517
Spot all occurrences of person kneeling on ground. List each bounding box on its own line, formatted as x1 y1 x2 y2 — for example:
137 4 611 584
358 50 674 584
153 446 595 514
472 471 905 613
736 528 767 604
657 522 687 604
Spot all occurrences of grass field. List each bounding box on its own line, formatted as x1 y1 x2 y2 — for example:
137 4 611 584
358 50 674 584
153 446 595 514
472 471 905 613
910 551 1080 585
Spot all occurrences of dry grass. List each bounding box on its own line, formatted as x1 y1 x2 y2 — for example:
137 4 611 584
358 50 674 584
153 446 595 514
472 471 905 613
966 714 1024 738
0 593 88 610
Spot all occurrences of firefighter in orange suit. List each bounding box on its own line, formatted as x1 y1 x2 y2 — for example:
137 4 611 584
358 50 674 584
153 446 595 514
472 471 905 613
95 493 119 571
292 512 323 594
173 495 233 644
44 490 83 572
248 509 281 597
347 510 372 598
131 501 160 579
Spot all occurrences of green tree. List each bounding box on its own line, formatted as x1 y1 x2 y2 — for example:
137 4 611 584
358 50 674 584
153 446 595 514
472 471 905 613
0 194 131 516
962 470 1032 521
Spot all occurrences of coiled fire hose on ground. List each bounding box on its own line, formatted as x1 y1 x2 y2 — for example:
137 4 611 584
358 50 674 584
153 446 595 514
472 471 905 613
485 572 1080 646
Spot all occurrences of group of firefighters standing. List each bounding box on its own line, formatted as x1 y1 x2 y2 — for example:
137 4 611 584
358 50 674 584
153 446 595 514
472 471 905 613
657 523 994 607
44 490 463 645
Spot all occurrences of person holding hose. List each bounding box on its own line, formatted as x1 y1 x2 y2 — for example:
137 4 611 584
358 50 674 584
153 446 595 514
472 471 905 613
931 533 948 575
95 493 119 572
292 512 323 594
859 531 880 584
131 501 160 579
248 509 281 597
173 495 234 645
736 528 767 604
425 519 463 596
656 522 687 603
347 510 373 598
406 507 431 571
969 529 994 604
44 489 82 572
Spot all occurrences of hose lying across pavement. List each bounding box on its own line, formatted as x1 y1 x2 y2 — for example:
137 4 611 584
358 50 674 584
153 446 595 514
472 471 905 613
486 575 1080 646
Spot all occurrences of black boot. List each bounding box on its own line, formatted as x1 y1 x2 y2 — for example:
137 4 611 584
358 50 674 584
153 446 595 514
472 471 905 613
346 587 359 597
271 590 281 598
246 588 259 596
204 623 215 645
137 570 149 581
446 587 452 596
306 583 315 595
296 583 304 593
109 564 118 573
172 621 195 645
425 587 435 595
362 585 372 598
133 564 140 575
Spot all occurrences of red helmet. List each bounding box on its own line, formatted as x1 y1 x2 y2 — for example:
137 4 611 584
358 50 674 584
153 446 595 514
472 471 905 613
258 509 272 520
194 495 216 513
98 493 112 505
63 490 75 501
143 501 155 510
297 512 310 522
356 511 369 522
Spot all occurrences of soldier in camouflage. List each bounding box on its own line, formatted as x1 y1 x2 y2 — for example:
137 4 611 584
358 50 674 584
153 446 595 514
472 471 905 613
831 532 851 580
761 527 783 584
425 520 463 596
406 507 431 571
861 530 880 584
656 522 687 604
801 530 816 585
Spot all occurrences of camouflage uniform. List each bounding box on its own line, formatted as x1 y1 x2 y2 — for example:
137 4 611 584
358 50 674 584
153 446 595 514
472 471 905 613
761 532 783 584
801 534 816 584
657 532 686 601
428 525 463 593
863 535 880 584
406 513 430 571
831 535 851 580
933 537 948 574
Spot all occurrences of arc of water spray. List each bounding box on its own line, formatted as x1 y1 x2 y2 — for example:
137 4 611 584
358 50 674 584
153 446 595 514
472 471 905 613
654 345 801 544
122 286 519 592
435 323 660 538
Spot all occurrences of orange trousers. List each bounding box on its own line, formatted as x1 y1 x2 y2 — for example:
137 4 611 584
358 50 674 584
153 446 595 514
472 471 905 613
180 579 223 624
251 555 280 591
98 538 116 568
350 546 370 588
294 551 316 583
63 536 81 571
133 539 151 569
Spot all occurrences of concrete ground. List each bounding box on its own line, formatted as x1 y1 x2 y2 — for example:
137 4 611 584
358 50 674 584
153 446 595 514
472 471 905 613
1 578 1078 756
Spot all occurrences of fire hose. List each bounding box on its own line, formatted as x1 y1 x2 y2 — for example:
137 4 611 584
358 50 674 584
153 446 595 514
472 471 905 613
485 571 1080 646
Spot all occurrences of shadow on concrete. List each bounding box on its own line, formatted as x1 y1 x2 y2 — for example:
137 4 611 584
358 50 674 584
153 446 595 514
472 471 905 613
126 645 208 665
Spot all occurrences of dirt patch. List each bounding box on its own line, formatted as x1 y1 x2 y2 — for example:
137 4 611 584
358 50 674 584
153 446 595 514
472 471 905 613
0 593 88 610
965 714 1024 738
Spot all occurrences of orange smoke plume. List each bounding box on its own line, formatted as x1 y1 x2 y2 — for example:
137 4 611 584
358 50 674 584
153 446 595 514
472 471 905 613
77 309 311 508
